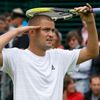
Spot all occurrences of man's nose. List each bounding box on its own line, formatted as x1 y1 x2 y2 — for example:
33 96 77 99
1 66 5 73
48 30 54 37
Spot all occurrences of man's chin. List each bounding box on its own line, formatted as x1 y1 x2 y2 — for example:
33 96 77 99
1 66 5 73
46 45 52 50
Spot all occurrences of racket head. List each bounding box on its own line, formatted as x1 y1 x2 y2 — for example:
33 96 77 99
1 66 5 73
26 7 73 20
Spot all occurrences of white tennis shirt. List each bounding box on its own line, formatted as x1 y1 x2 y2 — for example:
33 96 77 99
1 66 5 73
1 48 80 100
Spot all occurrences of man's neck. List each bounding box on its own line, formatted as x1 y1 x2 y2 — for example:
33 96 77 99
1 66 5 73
28 46 46 57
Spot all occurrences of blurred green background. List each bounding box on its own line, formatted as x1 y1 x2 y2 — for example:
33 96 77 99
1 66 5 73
0 0 100 45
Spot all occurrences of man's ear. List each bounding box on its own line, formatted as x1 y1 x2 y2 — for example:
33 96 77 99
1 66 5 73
29 28 40 36
29 30 35 35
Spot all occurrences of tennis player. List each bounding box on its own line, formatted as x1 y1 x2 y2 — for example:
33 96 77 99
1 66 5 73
0 5 99 100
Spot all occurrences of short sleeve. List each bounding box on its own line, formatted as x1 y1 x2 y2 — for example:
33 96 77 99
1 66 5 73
63 49 80 74
0 48 19 80
52 49 80 75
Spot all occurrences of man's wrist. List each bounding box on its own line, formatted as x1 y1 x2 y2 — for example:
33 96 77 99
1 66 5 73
85 19 95 24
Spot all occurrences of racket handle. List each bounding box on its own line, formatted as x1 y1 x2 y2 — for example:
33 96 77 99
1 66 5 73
93 8 100 13
69 8 100 15
83 8 100 14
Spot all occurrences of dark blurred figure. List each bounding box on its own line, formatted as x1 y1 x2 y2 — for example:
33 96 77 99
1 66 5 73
0 15 9 48
13 34 29 49
84 75 100 100
0 15 9 35
4 12 12 28
63 74 84 100
90 30 100 75
6 80 13 100
10 8 25 29
0 15 12 100
9 8 29 49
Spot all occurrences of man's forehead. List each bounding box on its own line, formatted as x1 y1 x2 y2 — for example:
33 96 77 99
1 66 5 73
39 19 54 23
39 20 55 27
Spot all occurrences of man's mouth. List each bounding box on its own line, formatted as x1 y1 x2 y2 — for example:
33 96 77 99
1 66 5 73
47 39 53 42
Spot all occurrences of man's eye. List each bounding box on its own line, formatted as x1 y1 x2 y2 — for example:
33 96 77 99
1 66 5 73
41 28 50 32
41 28 55 33
52 29 55 33
44 29 50 32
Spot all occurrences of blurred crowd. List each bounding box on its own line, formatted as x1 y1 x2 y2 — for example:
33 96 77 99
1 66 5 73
0 7 29 100
0 7 100 100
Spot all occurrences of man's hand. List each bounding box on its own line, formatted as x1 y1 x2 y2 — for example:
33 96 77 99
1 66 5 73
16 26 40 35
74 3 94 23
75 3 99 64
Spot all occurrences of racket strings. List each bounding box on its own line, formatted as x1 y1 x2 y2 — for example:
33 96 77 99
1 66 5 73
53 8 69 12
26 7 79 20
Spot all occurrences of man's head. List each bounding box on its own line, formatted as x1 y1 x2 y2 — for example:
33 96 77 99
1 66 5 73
28 14 54 26
28 15 55 51
90 75 100 96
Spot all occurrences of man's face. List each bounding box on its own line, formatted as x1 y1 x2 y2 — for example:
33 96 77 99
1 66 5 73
90 77 100 96
33 19 55 50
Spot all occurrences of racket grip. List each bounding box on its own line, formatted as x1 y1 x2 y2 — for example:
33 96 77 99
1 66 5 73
93 8 100 13
69 8 100 15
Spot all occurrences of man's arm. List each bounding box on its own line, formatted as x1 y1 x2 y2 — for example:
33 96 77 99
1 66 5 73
0 26 40 66
76 4 99 64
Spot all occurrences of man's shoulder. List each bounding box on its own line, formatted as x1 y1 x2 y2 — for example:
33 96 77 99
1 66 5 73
3 48 24 55
47 48 80 55
47 48 67 53
47 48 65 54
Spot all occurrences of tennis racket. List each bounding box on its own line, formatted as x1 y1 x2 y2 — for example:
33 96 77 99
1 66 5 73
26 7 100 20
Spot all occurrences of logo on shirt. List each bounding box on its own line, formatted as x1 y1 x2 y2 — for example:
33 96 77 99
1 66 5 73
52 65 55 70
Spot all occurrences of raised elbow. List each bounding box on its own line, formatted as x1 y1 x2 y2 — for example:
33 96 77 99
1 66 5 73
95 51 99 57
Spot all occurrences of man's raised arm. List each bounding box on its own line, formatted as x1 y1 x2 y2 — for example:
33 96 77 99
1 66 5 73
0 26 40 66
76 4 99 64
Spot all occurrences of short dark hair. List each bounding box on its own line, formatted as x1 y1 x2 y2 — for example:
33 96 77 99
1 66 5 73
89 74 100 83
28 14 54 26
